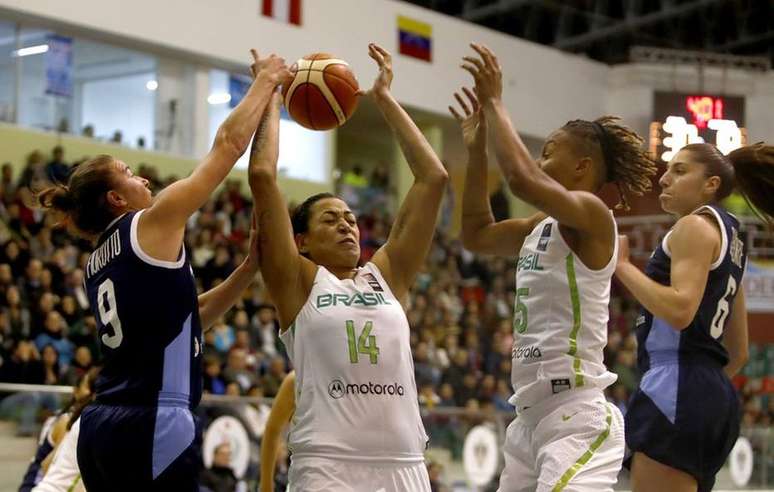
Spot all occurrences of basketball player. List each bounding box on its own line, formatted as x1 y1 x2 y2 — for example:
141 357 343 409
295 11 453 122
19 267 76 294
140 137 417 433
19 368 98 492
37 50 290 491
248 43 447 492
259 371 294 492
615 142 774 492
453 43 657 491
30 368 99 492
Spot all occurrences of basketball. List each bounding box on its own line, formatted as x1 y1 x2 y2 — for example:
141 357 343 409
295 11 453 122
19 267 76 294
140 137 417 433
282 53 360 131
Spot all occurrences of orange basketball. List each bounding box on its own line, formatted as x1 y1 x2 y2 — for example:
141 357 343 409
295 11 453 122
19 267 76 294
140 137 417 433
281 53 359 131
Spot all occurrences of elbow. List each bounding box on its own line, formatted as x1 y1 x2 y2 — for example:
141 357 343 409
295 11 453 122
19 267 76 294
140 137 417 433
423 166 449 187
666 310 694 331
248 166 276 189
732 346 749 368
460 229 481 252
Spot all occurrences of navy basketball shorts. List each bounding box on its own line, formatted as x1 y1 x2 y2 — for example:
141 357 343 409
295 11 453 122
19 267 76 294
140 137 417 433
77 403 202 492
625 362 740 492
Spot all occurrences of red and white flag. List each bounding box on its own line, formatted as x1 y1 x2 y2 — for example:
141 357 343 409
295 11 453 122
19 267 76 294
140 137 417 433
261 0 302 26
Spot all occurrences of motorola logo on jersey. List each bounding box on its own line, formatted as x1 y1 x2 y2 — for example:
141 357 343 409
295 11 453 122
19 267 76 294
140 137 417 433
328 379 405 399
512 345 542 360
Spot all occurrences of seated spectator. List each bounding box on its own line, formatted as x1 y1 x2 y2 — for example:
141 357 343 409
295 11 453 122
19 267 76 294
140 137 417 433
222 348 259 394
0 339 44 384
212 317 235 354
418 380 441 410
260 356 287 398
63 345 93 386
0 340 46 436
45 146 70 184
438 383 456 407
232 328 261 371
253 305 279 358
40 344 63 385
200 442 238 492
203 355 227 395
34 311 74 369
3 285 31 339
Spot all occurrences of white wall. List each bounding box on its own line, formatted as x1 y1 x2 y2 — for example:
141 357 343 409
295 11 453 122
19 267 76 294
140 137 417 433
607 63 774 144
0 0 770 153
0 0 610 139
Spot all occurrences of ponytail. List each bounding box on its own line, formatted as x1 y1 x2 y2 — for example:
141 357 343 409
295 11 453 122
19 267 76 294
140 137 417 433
728 142 774 225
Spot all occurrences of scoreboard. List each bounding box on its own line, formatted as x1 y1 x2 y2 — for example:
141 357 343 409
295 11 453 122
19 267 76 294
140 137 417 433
650 92 747 162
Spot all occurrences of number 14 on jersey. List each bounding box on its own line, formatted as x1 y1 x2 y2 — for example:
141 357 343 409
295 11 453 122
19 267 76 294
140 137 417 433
346 320 380 364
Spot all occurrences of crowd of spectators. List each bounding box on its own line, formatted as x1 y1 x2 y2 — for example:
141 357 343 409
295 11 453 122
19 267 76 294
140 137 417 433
0 149 771 490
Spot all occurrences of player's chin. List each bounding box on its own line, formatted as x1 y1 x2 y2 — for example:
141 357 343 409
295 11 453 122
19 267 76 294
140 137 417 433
658 193 674 213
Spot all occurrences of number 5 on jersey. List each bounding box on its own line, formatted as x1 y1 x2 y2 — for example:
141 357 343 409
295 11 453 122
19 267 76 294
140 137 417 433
98 278 123 349
346 320 379 364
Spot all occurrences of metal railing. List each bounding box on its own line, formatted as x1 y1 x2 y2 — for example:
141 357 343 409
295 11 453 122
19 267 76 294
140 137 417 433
1 383 772 490
616 215 774 261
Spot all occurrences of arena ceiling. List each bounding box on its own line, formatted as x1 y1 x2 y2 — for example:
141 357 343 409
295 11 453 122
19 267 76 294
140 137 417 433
401 0 773 66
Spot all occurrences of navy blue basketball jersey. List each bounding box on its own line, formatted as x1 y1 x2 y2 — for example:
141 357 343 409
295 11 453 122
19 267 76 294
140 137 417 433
636 204 747 372
85 210 202 409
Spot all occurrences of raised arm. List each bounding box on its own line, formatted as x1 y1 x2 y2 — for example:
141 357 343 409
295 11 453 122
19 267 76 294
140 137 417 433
259 371 295 492
462 44 612 241
366 44 449 300
615 215 719 329
450 86 545 256
198 215 260 330
247 91 316 331
139 51 290 262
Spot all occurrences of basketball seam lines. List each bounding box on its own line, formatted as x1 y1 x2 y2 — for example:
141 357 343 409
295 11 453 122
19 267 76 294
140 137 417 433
308 71 346 125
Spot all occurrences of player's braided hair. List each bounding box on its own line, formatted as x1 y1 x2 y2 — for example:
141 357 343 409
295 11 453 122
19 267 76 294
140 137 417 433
562 116 657 210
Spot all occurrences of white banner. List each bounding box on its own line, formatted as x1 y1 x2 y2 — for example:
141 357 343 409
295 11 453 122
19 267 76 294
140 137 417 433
744 261 774 313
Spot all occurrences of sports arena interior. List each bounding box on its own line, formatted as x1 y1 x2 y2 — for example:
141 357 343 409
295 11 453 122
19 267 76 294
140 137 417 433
0 0 772 491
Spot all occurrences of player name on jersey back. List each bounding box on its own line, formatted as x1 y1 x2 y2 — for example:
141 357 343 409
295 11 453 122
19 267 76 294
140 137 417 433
86 229 121 279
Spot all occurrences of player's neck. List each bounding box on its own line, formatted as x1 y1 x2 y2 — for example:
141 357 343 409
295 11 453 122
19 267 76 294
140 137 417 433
327 265 358 280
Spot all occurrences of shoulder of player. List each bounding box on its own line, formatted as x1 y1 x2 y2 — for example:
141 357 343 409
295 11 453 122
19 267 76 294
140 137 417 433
528 212 549 229
671 214 721 249
559 191 613 236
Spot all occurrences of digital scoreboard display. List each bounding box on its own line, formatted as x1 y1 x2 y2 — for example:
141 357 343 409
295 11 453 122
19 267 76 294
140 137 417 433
650 92 746 162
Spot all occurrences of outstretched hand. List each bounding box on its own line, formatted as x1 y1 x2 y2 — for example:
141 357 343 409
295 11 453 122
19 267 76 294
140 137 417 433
358 43 393 98
460 43 502 105
249 49 292 87
449 87 487 154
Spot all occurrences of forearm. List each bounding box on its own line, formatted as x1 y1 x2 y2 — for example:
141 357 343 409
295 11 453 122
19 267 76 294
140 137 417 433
724 357 746 379
461 149 495 240
373 91 447 183
214 75 276 160
259 428 280 492
198 261 257 330
616 262 693 329
248 92 281 180
482 100 538 188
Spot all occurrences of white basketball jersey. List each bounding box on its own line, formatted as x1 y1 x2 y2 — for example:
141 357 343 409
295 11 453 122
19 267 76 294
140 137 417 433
279 262 428 463
510 216 618 410
32 417 82 492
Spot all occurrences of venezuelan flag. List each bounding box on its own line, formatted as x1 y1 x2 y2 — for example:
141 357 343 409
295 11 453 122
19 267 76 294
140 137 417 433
398 15 432 62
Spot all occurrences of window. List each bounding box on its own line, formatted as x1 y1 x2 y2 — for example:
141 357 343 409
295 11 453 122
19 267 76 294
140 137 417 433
208 69 331 183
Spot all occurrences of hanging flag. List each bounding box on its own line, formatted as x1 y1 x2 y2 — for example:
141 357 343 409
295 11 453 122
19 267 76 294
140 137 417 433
397 15 432 62
45 35 73 97
262 0 302 26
